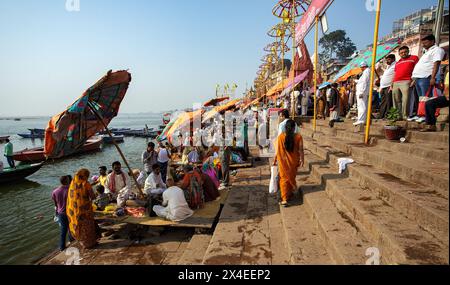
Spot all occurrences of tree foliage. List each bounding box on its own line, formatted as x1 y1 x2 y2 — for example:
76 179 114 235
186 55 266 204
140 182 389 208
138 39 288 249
319 30 356 65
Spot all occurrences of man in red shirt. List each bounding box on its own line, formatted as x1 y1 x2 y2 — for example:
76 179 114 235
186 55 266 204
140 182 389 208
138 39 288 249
392 46 419 120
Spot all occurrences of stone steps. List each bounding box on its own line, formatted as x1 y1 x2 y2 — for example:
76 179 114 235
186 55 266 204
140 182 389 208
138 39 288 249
292 171 371 264
202 170 291 265
301 138 449 264
302 132 449 241
301 126 449 194
302 122 449 163
176 234 212 265
311 119 449 144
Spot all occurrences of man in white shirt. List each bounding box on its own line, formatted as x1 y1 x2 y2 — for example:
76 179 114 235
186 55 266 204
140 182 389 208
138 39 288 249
412 34 446 123
153 178 194 222
354 62 371 126
157 142 171 184
144 164 167 196
378 54 396 119
105 161 132 208
301 86 311 116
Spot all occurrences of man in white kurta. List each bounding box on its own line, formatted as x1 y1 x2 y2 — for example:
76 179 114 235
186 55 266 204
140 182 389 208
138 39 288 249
354 62 371 126
105 161 132 208
144 164 167 196
153 178 194 222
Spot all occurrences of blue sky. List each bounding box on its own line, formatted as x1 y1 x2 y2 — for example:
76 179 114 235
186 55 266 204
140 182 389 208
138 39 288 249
0 0 443 116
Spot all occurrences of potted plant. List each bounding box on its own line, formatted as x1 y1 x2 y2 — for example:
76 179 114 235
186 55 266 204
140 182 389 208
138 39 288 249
384 108 402 140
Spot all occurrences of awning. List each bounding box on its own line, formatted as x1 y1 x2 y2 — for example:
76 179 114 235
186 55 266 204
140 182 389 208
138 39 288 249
332 40 400 82
203 97 230 107
279 70 310 97
318 82 331 89
266 78 291 97
202 99 241 123
242 95 266 111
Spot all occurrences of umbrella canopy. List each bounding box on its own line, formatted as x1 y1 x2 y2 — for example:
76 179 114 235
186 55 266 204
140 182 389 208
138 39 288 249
159 109 203 142
243 95 266 111
266 77 292 97
203 97 230 107
280 70 310 97
318 82 331 89
202 99 241 123
332 40 400 82
45 70 132 158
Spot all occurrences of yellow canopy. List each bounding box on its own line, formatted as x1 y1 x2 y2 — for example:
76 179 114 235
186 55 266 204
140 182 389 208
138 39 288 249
166 109 203 139
202 99 241 123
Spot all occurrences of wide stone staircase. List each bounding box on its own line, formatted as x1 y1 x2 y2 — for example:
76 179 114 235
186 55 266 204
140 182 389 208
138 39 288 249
171 118 449 265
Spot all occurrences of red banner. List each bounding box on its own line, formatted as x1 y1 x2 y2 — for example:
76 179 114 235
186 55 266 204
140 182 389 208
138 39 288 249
295 0 332 43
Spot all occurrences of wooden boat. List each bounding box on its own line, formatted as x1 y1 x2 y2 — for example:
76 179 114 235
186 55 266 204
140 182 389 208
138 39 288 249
0 136 10 143
101 135 125 144
18 133 45 139
0 163 44 184
28 129 45 134
13 138 103 163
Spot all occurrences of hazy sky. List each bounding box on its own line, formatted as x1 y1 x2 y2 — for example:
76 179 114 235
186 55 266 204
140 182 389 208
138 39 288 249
0 0 442 116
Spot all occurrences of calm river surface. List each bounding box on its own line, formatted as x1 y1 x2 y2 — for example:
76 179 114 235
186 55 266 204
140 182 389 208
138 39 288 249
0 113 163 264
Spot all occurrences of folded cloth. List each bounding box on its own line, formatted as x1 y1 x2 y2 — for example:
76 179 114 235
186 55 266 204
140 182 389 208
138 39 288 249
338 158 354 174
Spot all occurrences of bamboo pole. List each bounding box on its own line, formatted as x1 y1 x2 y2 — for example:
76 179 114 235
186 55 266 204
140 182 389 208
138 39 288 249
291 0 296 120
88 103 144 196
364 0 382 145
314 16 319 133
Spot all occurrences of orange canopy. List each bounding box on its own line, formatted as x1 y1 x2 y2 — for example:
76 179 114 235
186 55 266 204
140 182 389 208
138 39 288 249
166 109 203 139
202 99 241 123
266 78 291 97
243 96 266 110
203 97 230 107
337 68 362 83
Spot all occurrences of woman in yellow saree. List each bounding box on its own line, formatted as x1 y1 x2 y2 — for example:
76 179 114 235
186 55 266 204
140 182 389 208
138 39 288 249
274 120 304 207
67 169 99 249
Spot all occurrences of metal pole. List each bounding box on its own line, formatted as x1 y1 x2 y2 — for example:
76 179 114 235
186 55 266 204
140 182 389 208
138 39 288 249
435 0 445 45
364 0 382 145
314 16 319 133
291 0 296 120
88 104 144 196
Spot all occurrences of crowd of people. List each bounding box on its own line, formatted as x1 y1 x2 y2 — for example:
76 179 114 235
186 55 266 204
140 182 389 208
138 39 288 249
50 133 249 251
313 34 448 131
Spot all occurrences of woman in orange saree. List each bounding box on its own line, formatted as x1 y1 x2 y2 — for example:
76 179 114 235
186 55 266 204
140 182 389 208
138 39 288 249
274 120 304 207
67 169 99 249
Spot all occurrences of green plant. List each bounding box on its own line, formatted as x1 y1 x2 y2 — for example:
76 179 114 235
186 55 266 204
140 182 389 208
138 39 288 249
386 108 401 126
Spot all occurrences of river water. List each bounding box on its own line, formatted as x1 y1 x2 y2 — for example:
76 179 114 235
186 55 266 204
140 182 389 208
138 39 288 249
0 113 163 265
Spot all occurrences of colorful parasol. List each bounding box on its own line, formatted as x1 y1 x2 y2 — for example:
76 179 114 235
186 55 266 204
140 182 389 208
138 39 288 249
45 70 131 158
158 110 204 142
203 97 230 107
202 99 241 123
332 40 400 82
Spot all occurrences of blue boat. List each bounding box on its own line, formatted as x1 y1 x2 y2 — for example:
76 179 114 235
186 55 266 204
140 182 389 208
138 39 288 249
18 133 45 139
101 135 125 144
18 128 45 139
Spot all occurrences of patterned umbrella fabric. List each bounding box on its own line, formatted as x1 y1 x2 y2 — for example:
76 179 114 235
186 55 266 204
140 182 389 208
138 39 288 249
331 40 400 82
203 97 230 107
45 70 132 158
202 99 241 123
